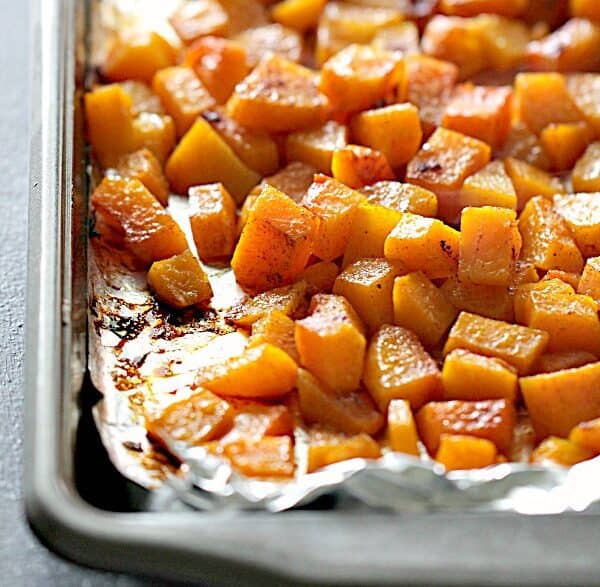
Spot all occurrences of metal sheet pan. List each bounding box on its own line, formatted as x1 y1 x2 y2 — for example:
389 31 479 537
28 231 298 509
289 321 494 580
24 0 600 584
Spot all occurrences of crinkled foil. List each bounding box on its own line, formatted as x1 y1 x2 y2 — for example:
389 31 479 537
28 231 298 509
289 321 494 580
89 0 600 514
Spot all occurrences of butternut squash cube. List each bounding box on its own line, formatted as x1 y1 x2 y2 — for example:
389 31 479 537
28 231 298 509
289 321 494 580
248 310 299 363
498 122 552 171
566 74 600 137
444 311 549 375
165 117 260 201
384 213 460 280
572 142 600 192
232 186 317 292
393 272 458 348
504 158 565 211
474 14 530 71
331 145 395 189
459 160 517 210
571 0 600 20
530 436 596 467
578 256 600 300
351 103 422 167
224 436 295 477
514 279 576 324
373 22 420 56
234 23 303 67
170 0 229 44
225 399 294 440
298 261 339 294
512 260 541 287
416 399 516 455
295 294 367 393
226 54 326 132
554 193 600 258
435 434 498 471
115 148 169 206
521 361 600 439
439 0 528 17
442 349 518 402
118 80 165 115
541 270 581 290
333 258 403 333
523 0 570 28
535 350 598 374
302 174 366 261
189 183 237 262
362 181 438 217
363 325 442 411
91 177 187 264
131 112 177 165
271 0 328 32
540 122 594 172
569 418 600 453
259 161 317 203
387 399 420 456
297 369 384 435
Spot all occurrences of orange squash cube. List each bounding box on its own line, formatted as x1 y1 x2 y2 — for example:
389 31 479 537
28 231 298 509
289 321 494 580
439 0 528 16
514 279 576 323
248 310 299 363
570 0 600 20
504 158 565 211
298 261 339 294
257 162 317 204
474 14 530 71
386 399 420 456
523 0 570 28
373 22 420 56
363 325 442 411
512 260 541 288
566 74 600 137
535 350 598 374
295 294 367 393
530 436 596 467
541 270 581 290
232 186 317 292
117 80 165 115
554 193 600 258
578 256 600 300
569 418 600 453
170 0 230 44
224 436 295 477
572 142 600 192
540 122 594 171
234 23 303 68
459 160 517 210
331 145 395 189
498 122 552 171
225 399 294 440
115 148 169 206
271 0 328 32
131 112 177 165
362 181 438 217
435 434 498 470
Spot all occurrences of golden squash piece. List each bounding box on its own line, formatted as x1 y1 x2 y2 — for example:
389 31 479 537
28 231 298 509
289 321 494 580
169 0 229 44
331 145 395 189
541 270 581 290
223 436 295 477
578 256 600 300
540 122 594 172
571 0 600 20
165 117 260 202
218 0 269 36
511 260 541 288
459 206 521 287
102 31 175 83
115 148 169 206
131 112 177 165
232 186 317 292
302 174 366 262
298 261 339 294
258 162 317 204
519 196 583 273
386 399 420 456
535 350 598 374
295 294 367 393
384 213 460 280
362 181 438 218
498 122 552 171
196 343 297 399
405 127 491 224
513 279 575 324
226 54 326 133
442 349 518 402
152 66 216 138
503 158 565 211
521 361 600 439
271 0 328 32
444 311 549 375
439 0 527 16
473 14 530 71
393 272 458 348
319 44 404 115
569 418 600 454
372 21 420 56
351 103 422 168
554 193 600 258
117 80 165 115
333 258 404 333
146 390 234 448
91 177 187 264
566 74 600 137
435 434 498 471
458 160 517 211
248 310 300 363
147 250 213 309
235 23 303 67
363 325 442 412
226 399 294 440
416 399 516 455
189 183 237 262
286 121 348 175
297 369 384 435
530 437 596 467
572 143 600 192
306 427 381 473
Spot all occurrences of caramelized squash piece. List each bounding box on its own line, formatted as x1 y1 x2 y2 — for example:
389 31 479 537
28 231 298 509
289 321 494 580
416 399 516 454
295 294 367 393
232 185 317 292
117 80 165 115
218 0 269 37
258 161 317 203
115 148 169 206
225 399 294 440
372 21 420 55
169 0 230 44
131 112 177 165
572 142 600 192
521 361 600 439
235 23 304 66
224 436 295 477
297 369 384 435
535 350 598 374
271 0 328 32
363 325 442 411
504 158 565 210
286 121 348 174
298 261 339 294
439 0 527 17
578 256 600 300
566 74 600 137
498 122 552 171
569 417 600 453
530 436 596 467
540 122 593 172
435 434 498 471
473 14 529 71
362 181 438 218
541 269 581 290
387 399 420 456
189 183 237 262
331 145 395 189
554 193 600 257
513 278 575 323
458 160 517 210
249 310 300 363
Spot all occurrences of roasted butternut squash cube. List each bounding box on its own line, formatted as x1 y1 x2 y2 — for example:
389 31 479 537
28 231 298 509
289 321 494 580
569 418 600 453
226 54 326 132
362 181 438 218
386 399 420 456
566 74 600 137
189 183 237 262
295 294 367 392
416 399 516 455
118 80 165 115
319 44 404 115
444 311 549 375
333 258 403 333
513 279 576 324
393 272 458 348
512 260 541 287
405 127 491 224
474 14 530 71
540 122 594 172
196 343 297 399
504 158 565 210
363 325 442 411
218 0 269 37
302 174 366 261
225 399 294 440
331 145 395 189
578 256 600 300
306 427 381 473
131 112 177 165
271 0 328 32
372 21 420 56
298 261 339 293
530 436 596 467
442 84 512 150
232 186 317 292
115 148 169 206
442 349 518 402
519 196 583 273
342 203 402 268
571 0 600 20
170 0 229 44
439 0 528 16
435 434 498 470
224 436 295 477
258 162 317 204
458 160 517 210
91 177 187 264
165 117 260 201
384 213 460 280
152 66 216 138
459 206 521 287
248 310 300 362
521 361 600 439
572 143 600 192
286 121 348 175
147 250 213 309
554 193 600 258
351 103 422 167
535 350 598 373
297 369 384 435
523 0 569 28
234 23 303 67
541 270 581 290
498 122 552 171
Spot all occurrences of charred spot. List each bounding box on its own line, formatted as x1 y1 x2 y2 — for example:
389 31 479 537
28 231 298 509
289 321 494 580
88 214 100 239
112 360 143 391
440 239 453 256
122 441 143 453
96 313 148 341
417 161 443 173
